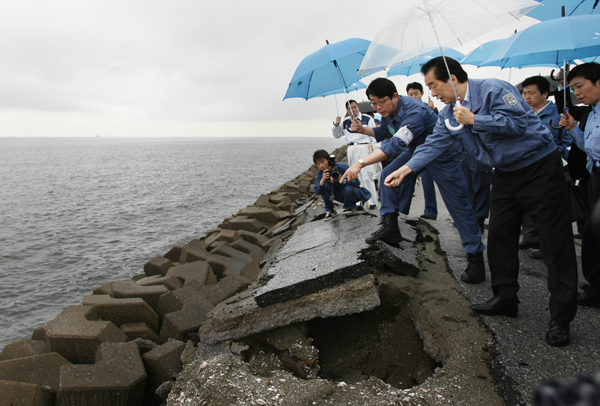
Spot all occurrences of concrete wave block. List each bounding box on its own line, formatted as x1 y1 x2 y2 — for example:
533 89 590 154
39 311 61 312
82 295 159 332
211 243 253 264
230 239 266 260
207 254 247 279
158 287 214 342
0 380 55 406
196 274 251 306
281 181 300 191
237 230 270 247
142 339 185 403
163 243 184 263
269 193 292 205
92 281 113 296
204 229 241 246
226 217 264 233
254 194 278 208
136 274 183 290
0 352 71 391
298 180 311 193
44 305 127 364
236 206 285 225
111 280 169 310
0 339 49 362
120 323 161 344
240 259 261 281
143 256 174 277
179 239 211 264
165 260 216 287
57 341 146 406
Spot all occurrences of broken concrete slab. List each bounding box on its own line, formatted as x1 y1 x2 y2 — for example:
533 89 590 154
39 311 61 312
136 274 183 290
196 274 251 306
0 380 55 406
82 295 160 332
253 214 376 307
57 341 146 406
178 239 211 264
199 274 380 344
120 322 162 344
111 280 169 310
0 339 49 362
143 256 174 277
0 353 71 391
43 305 127 365
165 261 217 287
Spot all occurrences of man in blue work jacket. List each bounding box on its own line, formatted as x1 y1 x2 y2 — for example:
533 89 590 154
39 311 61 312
341 77 486 282
384 57 577 347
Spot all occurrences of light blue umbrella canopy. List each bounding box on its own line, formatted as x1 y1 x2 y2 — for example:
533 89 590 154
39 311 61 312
526 0 599 21
387 49 465 77
283 38 370 100
313 81 366 98
481 15 600 68
460 39 505 65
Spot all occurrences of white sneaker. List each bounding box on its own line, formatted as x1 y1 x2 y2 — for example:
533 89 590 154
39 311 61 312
324 210 337 221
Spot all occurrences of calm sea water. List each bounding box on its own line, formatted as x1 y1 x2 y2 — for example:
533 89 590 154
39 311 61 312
0 136 341 350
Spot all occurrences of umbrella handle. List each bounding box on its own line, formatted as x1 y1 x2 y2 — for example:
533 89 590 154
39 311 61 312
445 100 464 131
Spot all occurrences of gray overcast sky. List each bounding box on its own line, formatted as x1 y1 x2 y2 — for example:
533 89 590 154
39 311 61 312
0 1 542 137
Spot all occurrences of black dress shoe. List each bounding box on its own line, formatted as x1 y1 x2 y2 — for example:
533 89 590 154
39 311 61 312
420 214 437 220
577 290 600 308
545 321 570 347
519 238 541 250
529 249 543 260
469 296 518 318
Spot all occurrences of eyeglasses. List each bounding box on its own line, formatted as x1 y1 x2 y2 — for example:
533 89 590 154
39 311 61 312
370 96 390 108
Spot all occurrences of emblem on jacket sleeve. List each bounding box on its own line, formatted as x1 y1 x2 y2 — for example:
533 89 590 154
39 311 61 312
502 93 518 106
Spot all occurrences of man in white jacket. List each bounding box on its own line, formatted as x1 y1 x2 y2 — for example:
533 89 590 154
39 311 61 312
332 100 378 209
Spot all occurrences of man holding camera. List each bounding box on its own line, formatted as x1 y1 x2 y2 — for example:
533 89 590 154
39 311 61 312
313 149 371 221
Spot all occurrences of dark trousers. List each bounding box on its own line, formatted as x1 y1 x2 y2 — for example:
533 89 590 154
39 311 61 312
582 167 600 294
487 151 577 325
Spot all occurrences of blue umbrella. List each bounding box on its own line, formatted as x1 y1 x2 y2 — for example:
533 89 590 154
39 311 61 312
481 15 600 68
313 81 366 98
387 49 465 77
283 38 370 100
526 0 599 21
460 39 506 66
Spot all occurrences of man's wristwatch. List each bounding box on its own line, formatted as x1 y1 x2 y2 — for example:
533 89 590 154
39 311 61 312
358 159 366 168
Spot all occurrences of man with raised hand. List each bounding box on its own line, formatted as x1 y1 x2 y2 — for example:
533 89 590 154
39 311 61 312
341 77 486 283
384 56 577 347
332 100 378 209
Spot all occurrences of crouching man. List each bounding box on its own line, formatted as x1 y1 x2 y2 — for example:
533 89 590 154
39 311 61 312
313 149 371 221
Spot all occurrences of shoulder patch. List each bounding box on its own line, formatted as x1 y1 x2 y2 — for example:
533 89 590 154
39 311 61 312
502 93 518 106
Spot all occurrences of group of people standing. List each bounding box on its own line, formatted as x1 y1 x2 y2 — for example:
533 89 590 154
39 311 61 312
313 57 600 348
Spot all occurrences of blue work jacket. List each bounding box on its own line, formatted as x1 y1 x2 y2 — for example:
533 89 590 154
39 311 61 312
373 96 438 145
407 78 557 173
538 101 572 159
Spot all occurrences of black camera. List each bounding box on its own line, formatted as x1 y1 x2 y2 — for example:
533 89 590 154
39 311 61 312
326 154 341 181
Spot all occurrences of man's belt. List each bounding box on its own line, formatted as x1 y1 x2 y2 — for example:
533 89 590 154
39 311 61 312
347 142 370 146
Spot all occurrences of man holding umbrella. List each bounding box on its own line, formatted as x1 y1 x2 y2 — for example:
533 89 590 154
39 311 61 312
332 100 379 209
384 56 577 347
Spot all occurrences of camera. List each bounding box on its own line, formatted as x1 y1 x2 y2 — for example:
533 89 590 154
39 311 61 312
326 154 341 182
